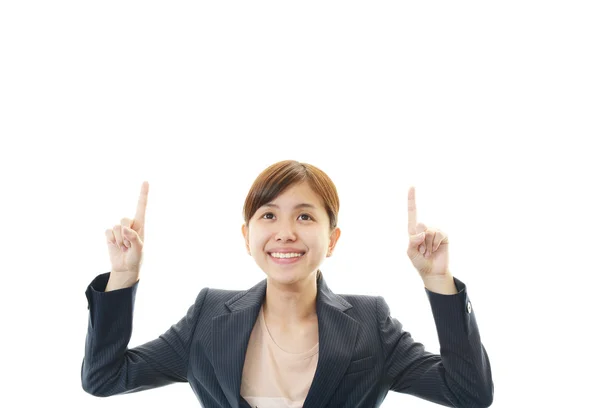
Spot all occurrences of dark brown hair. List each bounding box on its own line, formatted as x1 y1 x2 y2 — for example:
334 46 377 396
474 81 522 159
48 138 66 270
242 160 340 282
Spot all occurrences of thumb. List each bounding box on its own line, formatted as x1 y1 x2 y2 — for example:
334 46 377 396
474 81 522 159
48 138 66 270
122 226 143 250
408 232 426 248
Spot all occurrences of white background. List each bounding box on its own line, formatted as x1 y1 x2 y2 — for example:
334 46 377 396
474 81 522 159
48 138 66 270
1 1 598 407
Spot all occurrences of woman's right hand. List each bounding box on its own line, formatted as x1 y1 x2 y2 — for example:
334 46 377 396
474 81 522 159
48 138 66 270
105 181 149 275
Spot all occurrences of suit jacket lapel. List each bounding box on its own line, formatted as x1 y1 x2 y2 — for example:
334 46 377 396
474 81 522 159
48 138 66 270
211 274 359 408
302 277 359 408
212 279 266 408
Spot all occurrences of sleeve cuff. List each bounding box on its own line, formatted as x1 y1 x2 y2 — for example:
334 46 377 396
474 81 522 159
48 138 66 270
85 272 140 303
84 272 140 328
425 277 476 338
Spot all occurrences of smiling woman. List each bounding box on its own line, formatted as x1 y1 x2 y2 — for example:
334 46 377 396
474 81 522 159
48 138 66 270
241 160 342 287
81 159 494 408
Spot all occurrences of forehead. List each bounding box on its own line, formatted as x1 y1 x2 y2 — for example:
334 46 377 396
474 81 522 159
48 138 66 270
263 182 324 210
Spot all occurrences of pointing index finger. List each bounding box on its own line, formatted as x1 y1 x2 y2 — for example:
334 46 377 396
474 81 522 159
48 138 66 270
133 181 149 231
407 186 417 235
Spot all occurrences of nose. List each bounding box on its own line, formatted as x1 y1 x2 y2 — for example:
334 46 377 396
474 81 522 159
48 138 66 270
274 220 297 242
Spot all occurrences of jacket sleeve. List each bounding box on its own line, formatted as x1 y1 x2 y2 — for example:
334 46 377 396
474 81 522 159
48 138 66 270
81 272 208 397
377 277 494 407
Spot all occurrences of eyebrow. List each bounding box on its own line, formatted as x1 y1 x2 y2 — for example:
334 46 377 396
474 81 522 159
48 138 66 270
262 203 317 210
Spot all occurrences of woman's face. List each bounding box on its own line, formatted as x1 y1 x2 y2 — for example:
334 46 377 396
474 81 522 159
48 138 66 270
242 181 341 285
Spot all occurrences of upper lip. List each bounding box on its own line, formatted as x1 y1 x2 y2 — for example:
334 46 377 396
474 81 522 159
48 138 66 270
267 248 306 254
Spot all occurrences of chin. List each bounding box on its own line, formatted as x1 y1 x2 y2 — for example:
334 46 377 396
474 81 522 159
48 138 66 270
266 268 313 285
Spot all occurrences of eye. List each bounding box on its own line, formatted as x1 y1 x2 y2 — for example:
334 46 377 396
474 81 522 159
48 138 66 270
299 213 313 221
260 212 313 221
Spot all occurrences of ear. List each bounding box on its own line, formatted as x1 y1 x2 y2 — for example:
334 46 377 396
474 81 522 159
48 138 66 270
241 223 251 255
326 227 341 257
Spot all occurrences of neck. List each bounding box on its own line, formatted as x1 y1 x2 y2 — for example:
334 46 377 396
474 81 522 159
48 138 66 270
263 271 318 324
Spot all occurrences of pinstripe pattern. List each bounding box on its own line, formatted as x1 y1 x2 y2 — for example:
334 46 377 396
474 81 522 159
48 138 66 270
82 272 493 407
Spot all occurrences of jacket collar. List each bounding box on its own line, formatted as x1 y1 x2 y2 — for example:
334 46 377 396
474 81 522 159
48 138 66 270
212 272 359 408
224 272 352 313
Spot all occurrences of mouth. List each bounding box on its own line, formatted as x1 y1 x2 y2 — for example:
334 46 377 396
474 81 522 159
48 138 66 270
267 252 306 264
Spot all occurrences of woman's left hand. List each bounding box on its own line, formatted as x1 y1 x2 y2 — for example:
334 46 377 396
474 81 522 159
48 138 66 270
406 187 450 279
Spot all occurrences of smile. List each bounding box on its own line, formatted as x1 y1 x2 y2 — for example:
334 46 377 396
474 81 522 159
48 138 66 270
269 252 305 258
268 252 305 264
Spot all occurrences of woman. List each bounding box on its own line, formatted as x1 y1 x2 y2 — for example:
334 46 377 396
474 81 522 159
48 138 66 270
82 160 494 407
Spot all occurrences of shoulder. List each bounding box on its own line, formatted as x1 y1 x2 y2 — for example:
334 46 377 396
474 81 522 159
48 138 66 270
335 292 381 319
195 286 249 307
333 291 399 325
337 292 379 306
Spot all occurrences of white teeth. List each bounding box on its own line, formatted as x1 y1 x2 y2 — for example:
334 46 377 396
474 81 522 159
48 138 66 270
270 252 304 259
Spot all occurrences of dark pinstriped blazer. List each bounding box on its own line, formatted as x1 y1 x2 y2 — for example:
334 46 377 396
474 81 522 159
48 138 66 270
82 272 493 407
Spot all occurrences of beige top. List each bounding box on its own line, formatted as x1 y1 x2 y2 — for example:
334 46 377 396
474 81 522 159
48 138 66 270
240 305 319 408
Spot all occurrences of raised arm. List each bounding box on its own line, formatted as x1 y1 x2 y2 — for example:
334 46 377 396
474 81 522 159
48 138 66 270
81 181 205 396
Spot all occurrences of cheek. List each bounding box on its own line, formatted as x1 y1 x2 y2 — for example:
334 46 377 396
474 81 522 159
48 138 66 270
249 230 270 250
304 233 329 253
